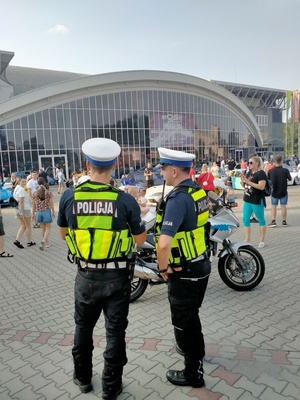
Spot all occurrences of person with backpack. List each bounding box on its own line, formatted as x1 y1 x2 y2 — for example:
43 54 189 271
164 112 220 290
268 154 292 227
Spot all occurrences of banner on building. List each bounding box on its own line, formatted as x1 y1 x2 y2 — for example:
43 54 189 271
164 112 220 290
286 90 293 122
293 90 299 123
149 113 195 148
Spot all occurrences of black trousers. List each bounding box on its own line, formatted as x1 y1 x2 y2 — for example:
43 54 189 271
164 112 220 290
167 265 210 376
72 268 131 386
146 179 154 188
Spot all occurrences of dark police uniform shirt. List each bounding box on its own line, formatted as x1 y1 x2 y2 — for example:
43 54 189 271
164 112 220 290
57 183 145 236
161 178 211 278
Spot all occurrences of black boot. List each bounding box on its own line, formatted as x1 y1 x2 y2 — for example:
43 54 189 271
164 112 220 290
102 366 123 400
73 371 93 393
166 360 205 388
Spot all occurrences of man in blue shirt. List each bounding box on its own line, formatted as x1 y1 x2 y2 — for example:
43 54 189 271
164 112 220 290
156 147 211 389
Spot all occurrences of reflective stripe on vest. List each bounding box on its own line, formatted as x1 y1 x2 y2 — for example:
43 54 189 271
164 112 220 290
65 182 134 262
155 185 209 265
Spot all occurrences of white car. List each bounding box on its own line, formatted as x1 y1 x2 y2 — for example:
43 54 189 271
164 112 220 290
283 164 299 185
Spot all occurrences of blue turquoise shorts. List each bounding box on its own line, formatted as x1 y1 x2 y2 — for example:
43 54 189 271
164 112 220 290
36 209 53 224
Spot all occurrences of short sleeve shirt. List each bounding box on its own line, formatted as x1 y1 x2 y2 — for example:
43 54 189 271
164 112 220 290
161 179 198 237
57 183 145 236
268 166 291 198
243 170 267 204
26 179 39 194
33 190 53 211
160 178 211 277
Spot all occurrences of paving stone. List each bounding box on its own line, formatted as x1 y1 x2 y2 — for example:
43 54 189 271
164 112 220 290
35 381 65 400
1 375 31 396
1 188 300 399
259 387 295 400
209 379 244 400
234 376 266 398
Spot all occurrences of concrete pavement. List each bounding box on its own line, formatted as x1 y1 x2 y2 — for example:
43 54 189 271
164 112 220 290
0 185 300 399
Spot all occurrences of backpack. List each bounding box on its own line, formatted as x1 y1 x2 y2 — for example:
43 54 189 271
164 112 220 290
264 179 273 197
9 196 19 208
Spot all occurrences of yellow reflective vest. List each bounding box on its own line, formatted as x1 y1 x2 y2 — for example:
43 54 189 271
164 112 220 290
155 184 209 266
65 182 134 262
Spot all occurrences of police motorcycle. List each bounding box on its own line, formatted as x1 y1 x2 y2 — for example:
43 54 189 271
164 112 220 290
130 189 265 302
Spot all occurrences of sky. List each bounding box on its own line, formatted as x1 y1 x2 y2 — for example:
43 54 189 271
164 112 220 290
1 0 300 91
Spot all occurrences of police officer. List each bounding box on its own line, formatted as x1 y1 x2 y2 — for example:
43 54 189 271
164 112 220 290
156 147 211 388
57 138 146 400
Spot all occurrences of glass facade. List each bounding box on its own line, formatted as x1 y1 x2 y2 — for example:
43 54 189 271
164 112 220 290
0 89 256 178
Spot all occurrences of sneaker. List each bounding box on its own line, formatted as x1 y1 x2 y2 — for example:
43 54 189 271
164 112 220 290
39 241 45 251
282 221 288 226
258 242 265 249
250 217 258 223
45 243 51 248
73 373 93 394
268 221 277 228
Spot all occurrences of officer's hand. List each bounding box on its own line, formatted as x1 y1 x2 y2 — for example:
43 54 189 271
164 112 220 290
159 265 182 281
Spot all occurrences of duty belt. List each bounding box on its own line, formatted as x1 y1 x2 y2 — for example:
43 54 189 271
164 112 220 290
190 254 208 263
78 260 127 270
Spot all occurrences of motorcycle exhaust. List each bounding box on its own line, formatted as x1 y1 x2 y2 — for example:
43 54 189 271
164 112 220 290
134 263 161 280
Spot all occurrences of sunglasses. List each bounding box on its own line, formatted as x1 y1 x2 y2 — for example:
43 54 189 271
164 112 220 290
161 163 172 170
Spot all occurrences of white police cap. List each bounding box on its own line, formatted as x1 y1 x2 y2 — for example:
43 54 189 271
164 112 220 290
158 147 195 167
82 138 121 167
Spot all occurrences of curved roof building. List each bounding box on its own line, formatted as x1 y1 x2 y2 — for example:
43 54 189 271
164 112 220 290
0 58 261 178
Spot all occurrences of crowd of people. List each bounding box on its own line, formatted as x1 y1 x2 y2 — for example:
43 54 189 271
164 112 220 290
0 147 298 400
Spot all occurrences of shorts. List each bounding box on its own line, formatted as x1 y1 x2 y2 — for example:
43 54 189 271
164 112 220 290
0 216 5 236
16 210 31 218
271 195 288 206
36 209 53 224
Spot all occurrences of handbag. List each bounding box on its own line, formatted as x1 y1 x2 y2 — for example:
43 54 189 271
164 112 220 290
9 196 19 208
263 179 273 197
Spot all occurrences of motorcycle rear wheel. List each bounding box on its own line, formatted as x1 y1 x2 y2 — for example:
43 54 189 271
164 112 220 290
218 245 265 291
130 278 148 302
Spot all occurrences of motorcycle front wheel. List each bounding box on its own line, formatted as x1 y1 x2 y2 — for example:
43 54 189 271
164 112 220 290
218 245 265 291
130 277 148 302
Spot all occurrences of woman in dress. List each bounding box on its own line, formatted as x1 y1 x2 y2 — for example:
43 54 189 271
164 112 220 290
240 155 267 249
32 177 55 250
13 177 36 249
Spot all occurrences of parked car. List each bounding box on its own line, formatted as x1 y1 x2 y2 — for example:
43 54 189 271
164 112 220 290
14 170 31 178
283 164 299 185
0 180 12 206
120 167 164 189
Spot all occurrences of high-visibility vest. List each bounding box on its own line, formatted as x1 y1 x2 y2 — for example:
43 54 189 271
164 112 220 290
65 182 134 262
155 184 209 266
